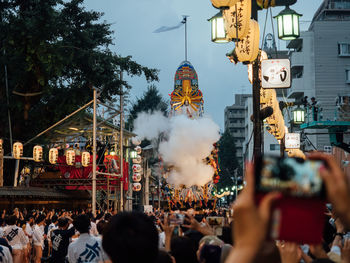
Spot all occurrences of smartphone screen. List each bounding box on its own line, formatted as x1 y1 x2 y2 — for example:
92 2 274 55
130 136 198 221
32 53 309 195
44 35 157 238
169 213 185 225
256 156 324 197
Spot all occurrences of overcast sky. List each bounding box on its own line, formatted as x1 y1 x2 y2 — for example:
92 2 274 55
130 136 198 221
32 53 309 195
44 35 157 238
84 0 323 131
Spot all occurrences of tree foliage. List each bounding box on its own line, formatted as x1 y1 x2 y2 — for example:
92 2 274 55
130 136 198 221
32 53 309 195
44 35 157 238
126 84 168 131
217 131 240 190
0 0 158 144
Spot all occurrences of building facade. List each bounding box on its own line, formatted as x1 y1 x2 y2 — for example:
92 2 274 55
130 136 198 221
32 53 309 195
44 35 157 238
224 94 250 165
287 0 350 150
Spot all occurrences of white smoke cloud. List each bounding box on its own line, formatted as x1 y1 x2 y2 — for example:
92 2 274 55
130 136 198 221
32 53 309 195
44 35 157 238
133 112 220 187
133 111 169 140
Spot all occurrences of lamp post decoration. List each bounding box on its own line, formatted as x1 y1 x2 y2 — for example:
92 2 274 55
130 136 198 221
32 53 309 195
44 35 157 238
131 147 142 192
33 145 43 162
209 12 229 43
274 6 302 40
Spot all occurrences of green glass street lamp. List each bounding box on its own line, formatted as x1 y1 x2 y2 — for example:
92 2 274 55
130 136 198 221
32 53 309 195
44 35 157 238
274 6 302 40
293 106 305 124
208 12 229 43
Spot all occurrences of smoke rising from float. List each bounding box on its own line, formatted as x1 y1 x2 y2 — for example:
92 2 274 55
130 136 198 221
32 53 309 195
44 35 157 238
133 111 220 187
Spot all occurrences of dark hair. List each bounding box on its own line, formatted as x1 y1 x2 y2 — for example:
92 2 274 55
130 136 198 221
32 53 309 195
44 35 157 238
170 236 198 263
51 215 58 223
73 214 90 234
104 213 112 222
96 220 107 235
155 250 173 263
35 215 46 224
102 212 159 263
6 215 17 225
199 245 221 263
58 218 69 228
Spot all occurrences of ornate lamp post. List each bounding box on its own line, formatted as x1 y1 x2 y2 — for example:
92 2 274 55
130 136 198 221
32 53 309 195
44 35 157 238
293 106 305 124
208 12 229 43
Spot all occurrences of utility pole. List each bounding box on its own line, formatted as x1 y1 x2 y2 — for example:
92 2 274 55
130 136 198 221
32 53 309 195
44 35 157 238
251 0 262 158
119 71 124 212
92 87 97 216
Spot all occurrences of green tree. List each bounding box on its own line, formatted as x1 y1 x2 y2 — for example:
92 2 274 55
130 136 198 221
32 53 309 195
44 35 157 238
217 131 240 191
126 84 168 131
0 0 158 143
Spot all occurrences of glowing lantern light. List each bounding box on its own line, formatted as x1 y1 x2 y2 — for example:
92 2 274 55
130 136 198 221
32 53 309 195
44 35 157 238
293 106 305 124
211 0 238 9
132 155 142 164
81 151 90 167
223 0 251 41
209 12 229 43
132 183 142 192
132 164 142 173
13 142 23 159
236 19 260 63
274 6 302 40
132 173 142 182
49 148 58 164
66 149 75 166
33 145 43 162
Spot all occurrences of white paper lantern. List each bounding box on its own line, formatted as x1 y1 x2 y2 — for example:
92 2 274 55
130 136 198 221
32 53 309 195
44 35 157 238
132 173 142 182
135 146 142 155
132 164 142 173
13 142 23 159
131 137 141 146
81 151 90 167
49 148 58 164
132 183 142 192
223 0 251 41
66 149 75 166
236 19 260 63
211 0 238 9
33 145 43 162
132 155 142 164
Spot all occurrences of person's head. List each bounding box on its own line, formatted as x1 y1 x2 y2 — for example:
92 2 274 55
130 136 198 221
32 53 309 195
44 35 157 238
311 97 316 101
35 214 46 225
6 215 17 226
199 245 221 263
102 212 159 263
73 214 90 234
171 236 198 263
96 220 107 235
58 218 69 229
51 215 58 224
26 215 34 225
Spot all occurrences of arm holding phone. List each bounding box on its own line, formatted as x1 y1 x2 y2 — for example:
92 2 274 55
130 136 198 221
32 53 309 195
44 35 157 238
225 162 280 263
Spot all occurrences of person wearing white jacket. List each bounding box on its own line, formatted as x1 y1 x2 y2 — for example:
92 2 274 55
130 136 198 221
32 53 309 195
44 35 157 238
3 215 27 263
32 215 46 263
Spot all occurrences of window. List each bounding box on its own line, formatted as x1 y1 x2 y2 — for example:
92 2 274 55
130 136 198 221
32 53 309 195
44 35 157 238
338 43 350 56
270 144 280 151
291 66 304 79
346 69 350 84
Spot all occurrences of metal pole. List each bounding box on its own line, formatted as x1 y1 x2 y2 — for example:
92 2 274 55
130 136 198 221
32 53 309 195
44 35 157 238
184 16 187 61
92 88 97 216
251 1 262 158
145 160 149 206
119 71 124 212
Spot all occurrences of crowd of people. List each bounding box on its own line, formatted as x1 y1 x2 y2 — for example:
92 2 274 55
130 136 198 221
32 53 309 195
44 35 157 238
0 152 349 263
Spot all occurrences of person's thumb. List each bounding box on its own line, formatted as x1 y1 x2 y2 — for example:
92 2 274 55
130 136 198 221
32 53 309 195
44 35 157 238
258 192 281 223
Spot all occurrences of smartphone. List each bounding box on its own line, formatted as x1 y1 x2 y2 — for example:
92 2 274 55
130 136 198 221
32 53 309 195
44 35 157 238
169 213 185 225
255 156 326 244
207 216 224 226
255 156 325 197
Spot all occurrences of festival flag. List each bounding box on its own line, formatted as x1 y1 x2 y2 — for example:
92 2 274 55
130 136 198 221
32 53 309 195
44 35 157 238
153 16 188 33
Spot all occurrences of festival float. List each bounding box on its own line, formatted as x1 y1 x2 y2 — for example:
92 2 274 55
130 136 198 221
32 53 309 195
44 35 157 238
158 60 220 210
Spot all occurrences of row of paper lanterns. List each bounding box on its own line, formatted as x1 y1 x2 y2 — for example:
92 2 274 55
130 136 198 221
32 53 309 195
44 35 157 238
260 89 285 140
12 142 91 167
132 145 142 192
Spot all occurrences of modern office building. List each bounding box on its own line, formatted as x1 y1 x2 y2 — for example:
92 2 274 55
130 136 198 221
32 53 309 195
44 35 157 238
287 0 350 150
